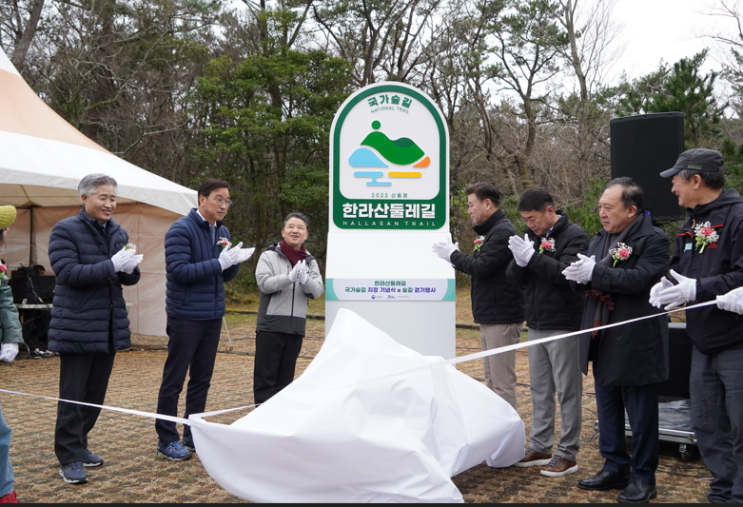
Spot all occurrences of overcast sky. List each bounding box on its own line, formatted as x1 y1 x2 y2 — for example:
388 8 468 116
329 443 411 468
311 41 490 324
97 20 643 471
607 0 735 83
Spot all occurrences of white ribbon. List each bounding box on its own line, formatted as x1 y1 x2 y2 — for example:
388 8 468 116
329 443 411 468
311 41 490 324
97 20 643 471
322 300 718 392
0 300 718 418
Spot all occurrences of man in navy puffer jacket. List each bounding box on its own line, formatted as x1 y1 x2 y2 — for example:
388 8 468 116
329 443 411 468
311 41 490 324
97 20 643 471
48 174 143 485
154 179 254 461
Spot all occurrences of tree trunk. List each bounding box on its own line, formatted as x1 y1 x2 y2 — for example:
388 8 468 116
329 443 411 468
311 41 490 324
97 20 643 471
10 0 45 72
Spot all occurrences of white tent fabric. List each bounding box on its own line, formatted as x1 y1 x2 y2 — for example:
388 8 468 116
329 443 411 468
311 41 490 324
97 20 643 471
0 47 197 336
189 309 526 502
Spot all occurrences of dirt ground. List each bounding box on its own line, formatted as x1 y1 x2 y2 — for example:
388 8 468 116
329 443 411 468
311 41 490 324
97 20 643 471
0 309 711 503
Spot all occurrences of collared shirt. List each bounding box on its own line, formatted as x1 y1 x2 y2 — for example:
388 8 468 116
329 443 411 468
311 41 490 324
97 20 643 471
196 209 217 243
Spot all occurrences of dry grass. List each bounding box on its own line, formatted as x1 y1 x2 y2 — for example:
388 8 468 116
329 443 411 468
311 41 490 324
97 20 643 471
0 292 711 503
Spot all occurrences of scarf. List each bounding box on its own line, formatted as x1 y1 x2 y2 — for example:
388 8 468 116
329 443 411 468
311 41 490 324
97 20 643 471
586 213 645 337
279 240 307 267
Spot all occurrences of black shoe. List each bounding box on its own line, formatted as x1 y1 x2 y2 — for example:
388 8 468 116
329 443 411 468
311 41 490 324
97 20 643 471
617 476 657 503
577 469 631 491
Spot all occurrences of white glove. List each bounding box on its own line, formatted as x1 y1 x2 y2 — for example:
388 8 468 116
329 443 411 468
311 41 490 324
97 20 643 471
649 277 674 308
0 343 18 363
717 286 743 315
288 261 301 282
122 254 143 274
657 269 697 310
297 260 309 284
111 248 135 273
508 234 535 267
562 253 596 284
432 237 460 262
231 242 255 265
218 245 236 271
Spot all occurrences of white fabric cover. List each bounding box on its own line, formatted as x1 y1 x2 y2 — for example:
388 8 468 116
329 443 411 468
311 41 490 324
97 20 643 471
189 309 525 502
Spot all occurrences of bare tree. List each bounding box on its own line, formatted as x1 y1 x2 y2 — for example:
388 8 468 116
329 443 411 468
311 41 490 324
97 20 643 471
1 0 45 71
312 0 442 86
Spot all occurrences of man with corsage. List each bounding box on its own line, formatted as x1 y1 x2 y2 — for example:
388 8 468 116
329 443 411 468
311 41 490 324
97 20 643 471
653 149 743 503
562 177 669 503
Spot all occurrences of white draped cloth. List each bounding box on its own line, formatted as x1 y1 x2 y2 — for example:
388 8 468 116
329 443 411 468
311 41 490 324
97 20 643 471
189 309 526 502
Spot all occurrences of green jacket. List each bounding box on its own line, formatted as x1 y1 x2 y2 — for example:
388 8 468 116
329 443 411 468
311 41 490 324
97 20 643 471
0 276 24 344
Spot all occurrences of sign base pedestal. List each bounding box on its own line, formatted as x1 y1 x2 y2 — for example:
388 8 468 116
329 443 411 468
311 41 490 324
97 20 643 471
325 300 455 359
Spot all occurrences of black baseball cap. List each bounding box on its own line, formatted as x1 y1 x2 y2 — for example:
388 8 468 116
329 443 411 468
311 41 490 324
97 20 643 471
660 148 724 178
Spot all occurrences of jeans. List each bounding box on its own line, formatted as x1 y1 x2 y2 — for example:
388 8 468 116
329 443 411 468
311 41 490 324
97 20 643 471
254 331 304 405
690 346 743 503
156 316 222 443
0 402 13 497
527 329 582 461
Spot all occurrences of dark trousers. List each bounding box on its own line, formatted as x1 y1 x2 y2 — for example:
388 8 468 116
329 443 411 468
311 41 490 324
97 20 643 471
595 381 659 484
155 316 221 443
54 351 116 465
690 346 743 503
253 331 303 405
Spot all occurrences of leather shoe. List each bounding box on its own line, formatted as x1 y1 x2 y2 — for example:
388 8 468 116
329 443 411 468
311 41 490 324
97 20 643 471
617 476 657 503
512 448 552 467
577 469 631 491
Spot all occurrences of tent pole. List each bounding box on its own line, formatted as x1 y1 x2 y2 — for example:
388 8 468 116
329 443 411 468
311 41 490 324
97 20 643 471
29 206 36 265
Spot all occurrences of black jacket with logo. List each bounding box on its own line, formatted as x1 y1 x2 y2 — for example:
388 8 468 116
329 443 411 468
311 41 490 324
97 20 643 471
450 209 524 325
506 213 589 331
670 188 743 354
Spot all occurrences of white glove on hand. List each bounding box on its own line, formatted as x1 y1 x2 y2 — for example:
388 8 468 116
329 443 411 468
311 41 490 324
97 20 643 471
657 269 697 310
562 253 596 284
717 286 743 315
0 343 18 363
508 234 535 268
288 261 301 283
122 254 144 274
649 277 674 308
297 260 309 284
218 245 235 271
111 248 135 273
432 236 460 262
230 241 255 265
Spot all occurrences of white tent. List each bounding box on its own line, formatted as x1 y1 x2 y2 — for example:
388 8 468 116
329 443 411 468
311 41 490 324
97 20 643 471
0 48 197 336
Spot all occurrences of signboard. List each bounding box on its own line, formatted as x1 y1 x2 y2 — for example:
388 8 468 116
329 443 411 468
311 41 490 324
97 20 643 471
331 85 447 230
325 278 456 301
326 82 455 359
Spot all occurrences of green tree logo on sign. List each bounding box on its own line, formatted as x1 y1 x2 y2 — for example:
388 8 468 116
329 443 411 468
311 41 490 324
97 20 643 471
331 83 448 230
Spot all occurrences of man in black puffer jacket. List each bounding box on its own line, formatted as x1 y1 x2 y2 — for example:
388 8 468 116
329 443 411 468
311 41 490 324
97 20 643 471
433 182 523 410
653 149 743 503
48 174 143 485
506 187 588 478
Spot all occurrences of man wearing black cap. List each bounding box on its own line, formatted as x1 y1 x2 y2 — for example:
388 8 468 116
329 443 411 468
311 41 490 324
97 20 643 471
652 148 743 503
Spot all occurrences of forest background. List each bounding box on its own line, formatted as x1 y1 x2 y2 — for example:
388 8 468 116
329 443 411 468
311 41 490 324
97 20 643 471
5 0 743 294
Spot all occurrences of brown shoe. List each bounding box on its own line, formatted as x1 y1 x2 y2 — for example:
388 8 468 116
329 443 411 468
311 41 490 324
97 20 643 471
512 448 553 467
540 455 579 477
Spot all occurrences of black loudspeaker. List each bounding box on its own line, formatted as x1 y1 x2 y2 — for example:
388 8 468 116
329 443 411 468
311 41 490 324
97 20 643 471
610 113 685 222
657 322 693 400
9 267 55 304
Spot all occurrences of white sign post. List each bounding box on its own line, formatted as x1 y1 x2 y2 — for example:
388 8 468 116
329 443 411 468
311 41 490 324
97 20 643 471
325 82 455 359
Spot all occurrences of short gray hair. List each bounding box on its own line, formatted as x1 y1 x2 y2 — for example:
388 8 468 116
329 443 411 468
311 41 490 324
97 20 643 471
677 168 726 189
78 174 118 199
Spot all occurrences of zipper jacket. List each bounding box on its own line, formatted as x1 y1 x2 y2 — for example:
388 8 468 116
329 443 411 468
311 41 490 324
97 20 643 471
255 243 324 336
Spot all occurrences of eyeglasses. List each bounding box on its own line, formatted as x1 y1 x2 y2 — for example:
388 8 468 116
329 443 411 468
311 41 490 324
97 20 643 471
211 197 233 207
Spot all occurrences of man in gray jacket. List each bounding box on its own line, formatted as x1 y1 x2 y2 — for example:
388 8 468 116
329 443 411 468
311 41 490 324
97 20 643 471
254 212 324 404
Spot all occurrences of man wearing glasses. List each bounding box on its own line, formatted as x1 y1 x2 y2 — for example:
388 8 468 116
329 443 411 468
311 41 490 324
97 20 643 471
154 179 254 460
